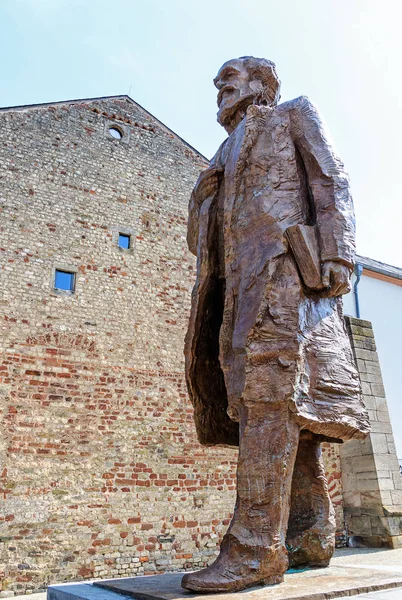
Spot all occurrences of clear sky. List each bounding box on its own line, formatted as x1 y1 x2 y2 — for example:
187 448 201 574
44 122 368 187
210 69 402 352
1 0 401 267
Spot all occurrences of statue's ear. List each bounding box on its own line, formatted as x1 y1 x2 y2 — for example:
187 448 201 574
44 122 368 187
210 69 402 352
249 79 264 96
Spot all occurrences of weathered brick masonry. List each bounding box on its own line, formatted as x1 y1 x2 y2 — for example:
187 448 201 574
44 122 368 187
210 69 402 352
0 96 344 595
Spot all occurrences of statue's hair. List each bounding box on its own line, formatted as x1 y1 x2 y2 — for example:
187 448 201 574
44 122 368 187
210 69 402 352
238 56 281 106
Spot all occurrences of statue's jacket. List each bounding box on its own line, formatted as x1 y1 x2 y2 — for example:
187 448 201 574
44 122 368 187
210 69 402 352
185 96 370 447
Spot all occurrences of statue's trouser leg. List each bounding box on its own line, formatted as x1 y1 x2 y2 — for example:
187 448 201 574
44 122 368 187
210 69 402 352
286 435 336 568
182 402 300 592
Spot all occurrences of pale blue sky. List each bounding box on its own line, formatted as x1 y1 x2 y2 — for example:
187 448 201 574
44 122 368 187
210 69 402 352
1 0 401 266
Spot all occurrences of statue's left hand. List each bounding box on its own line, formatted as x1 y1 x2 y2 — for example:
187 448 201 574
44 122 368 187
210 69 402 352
321 261 352 297
193 167 223 204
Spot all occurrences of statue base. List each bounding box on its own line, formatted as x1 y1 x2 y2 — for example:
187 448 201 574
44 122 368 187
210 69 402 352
47 548 402 600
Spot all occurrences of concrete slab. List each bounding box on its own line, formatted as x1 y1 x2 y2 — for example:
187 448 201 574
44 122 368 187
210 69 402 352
92 566 402 600
47 584 133 600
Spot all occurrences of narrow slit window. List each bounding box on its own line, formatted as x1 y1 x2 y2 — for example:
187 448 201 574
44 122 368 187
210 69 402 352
118 233 131 249
54 269 75 292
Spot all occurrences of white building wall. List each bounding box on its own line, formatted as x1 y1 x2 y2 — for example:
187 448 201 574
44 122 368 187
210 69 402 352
343 274 402 459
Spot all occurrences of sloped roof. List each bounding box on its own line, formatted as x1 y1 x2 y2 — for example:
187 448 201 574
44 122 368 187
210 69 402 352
0 94 209 162
357 255 402 281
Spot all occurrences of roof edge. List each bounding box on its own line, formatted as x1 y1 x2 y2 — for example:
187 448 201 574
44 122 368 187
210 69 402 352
356 254 402 281
0 95 129 113
0 94 209 163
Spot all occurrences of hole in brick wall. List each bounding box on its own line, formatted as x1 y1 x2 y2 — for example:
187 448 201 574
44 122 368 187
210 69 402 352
109 126 123 140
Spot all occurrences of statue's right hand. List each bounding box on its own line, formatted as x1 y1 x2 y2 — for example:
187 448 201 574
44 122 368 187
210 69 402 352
193 167 223 203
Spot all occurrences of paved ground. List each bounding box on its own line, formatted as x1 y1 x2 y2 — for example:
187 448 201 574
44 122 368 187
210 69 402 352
325 547 402 598
356 591 402 599
7 547 402 600
11 590 402 600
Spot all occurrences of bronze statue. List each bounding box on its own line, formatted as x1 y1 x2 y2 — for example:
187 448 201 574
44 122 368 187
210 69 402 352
182 57 370 593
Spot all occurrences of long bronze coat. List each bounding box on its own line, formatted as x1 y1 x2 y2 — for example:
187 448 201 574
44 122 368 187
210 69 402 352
185 96 370 447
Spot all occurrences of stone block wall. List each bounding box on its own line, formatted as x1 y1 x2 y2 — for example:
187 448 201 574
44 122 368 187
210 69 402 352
341 317 402 548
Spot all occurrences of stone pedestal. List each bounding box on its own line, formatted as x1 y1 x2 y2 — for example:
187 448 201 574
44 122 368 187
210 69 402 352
341 317 402 548
46 548 402 600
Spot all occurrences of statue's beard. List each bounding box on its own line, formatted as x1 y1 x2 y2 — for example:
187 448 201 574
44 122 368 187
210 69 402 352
217 92 256 131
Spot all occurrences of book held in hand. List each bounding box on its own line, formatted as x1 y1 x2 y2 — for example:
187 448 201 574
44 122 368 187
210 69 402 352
285 224 325 290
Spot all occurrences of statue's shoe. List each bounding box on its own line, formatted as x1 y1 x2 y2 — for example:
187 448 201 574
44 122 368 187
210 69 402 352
181 534 286 593
287 531 334 569
181 566 284 593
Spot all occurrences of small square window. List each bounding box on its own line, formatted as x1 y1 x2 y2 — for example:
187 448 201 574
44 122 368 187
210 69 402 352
118 233 131 249
54 269 75 292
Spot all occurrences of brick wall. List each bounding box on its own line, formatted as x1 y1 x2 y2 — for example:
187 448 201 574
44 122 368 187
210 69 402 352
0 97 345 595
0 97 238 594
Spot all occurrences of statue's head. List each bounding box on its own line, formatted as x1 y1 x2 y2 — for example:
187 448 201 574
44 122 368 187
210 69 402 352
214 56 281 133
